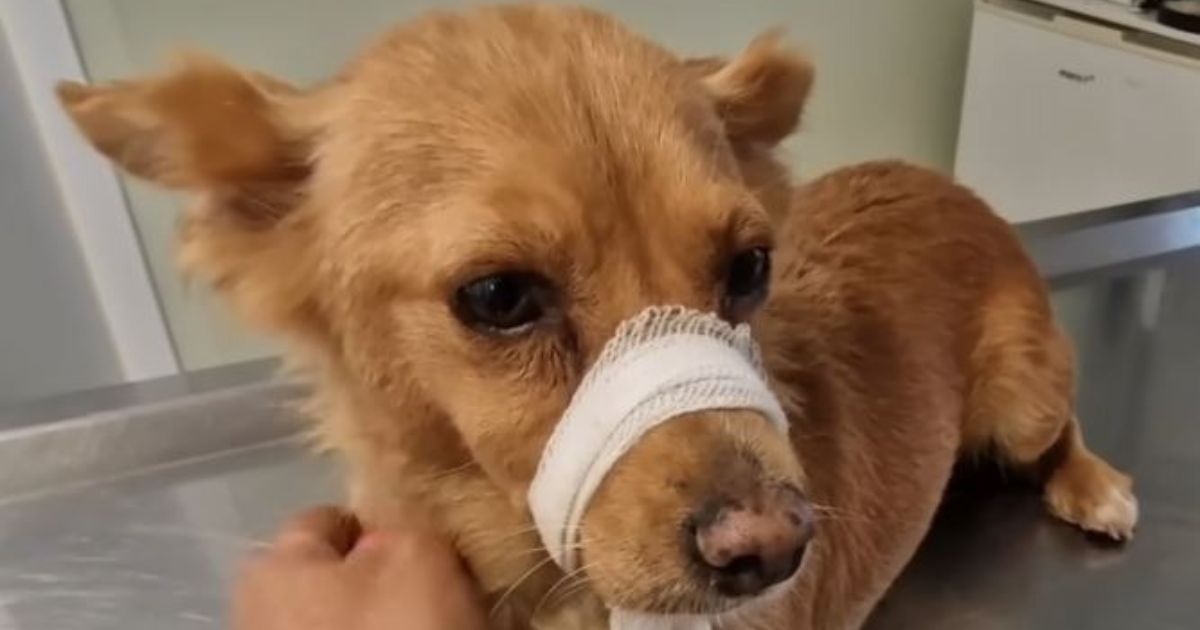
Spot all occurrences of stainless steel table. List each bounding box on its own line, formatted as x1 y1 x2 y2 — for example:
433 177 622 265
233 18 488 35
1 195 1198 630
0 443 334 630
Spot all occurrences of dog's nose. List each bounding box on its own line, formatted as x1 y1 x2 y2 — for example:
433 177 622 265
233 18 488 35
689 488 814 597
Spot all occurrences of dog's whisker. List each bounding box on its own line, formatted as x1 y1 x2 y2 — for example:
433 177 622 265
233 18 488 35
506 540 584 560
489 554 559 618
399 461 477 485
547 577 595 613
530 565 593 619
487 525 542 544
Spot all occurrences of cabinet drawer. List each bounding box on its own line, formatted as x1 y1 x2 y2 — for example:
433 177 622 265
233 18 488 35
956 2 1200 222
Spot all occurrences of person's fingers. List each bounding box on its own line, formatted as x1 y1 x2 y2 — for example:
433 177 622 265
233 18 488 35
345 528 487 629
347 527 453 561
347 529 472 587
272 505 363 561
346 530 419 568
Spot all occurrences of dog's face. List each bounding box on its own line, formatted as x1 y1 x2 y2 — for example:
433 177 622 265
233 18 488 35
59 6 815 616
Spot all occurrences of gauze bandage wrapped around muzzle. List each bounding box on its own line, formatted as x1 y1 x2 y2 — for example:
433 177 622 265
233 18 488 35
527 306 790 630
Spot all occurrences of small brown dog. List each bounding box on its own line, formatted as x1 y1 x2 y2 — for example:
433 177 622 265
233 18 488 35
58 5 1136 629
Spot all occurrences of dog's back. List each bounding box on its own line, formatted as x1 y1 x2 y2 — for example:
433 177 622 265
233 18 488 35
750 161 1134 627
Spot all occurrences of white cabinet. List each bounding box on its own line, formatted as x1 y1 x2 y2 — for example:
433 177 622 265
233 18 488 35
956 0 1200 222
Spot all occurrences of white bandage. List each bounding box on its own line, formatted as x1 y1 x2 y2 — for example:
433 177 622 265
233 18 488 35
526 306 789 630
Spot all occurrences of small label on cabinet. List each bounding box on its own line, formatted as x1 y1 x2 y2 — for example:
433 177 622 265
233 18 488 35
1058 68 1097 83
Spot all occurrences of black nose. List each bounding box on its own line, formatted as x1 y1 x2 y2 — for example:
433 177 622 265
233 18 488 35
688 488 815 597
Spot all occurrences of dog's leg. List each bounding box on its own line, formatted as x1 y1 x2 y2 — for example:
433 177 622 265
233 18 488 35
965 300 1138 541
1041 416 1138 541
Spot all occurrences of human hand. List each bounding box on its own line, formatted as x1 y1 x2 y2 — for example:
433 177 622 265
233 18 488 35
232 506 487 630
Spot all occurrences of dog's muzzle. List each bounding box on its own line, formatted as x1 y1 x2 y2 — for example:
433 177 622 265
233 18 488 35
527 306 789 630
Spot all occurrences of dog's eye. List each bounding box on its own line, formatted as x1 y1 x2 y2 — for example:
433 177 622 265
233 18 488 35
454 272 548 334
723 247 771 317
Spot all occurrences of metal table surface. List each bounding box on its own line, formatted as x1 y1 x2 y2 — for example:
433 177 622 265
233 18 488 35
1 203 1198 629
0 443 336 630
869 247 1200 630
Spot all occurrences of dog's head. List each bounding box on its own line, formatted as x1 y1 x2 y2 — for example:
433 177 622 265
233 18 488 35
59 5 815 617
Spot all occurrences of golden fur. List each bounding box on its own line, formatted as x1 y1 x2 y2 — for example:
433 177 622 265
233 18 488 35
58 6 1136 628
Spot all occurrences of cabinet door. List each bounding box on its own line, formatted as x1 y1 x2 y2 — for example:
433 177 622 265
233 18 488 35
956 4 1200 222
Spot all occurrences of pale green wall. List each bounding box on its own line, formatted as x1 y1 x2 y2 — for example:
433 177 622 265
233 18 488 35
65 0 974 370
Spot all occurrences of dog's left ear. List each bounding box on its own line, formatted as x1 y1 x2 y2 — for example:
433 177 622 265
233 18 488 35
687 31 814 147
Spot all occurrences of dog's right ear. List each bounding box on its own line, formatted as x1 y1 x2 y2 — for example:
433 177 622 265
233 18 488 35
57 54 315 217
58 55 329 343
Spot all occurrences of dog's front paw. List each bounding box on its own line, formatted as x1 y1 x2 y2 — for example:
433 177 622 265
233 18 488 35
1044 454 1138 542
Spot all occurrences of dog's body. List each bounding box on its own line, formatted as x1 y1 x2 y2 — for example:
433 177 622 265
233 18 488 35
745 161 1130 629
58 6 1135 629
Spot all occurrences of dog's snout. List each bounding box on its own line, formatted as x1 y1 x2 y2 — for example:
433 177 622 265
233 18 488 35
689 486 814 597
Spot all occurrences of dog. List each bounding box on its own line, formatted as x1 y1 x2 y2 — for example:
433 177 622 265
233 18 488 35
57 5 1137 628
